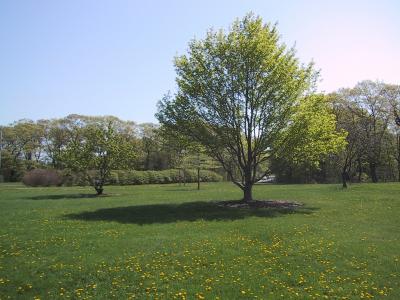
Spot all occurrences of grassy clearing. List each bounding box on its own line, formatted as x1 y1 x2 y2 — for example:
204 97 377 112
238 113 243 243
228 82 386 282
0 182 399 299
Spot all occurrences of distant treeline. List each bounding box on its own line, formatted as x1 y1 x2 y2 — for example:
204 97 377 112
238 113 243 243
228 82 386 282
271 81 400 185
1 80 399 185
0 114 222 184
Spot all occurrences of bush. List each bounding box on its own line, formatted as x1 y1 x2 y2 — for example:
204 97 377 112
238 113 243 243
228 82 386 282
199 170 223 182
55 169 223 186
60 169 74 186
360 172 370 182
108 171 120 185
131 171 148 185
105 169 222 185
22 169 63 187
116 170 130 185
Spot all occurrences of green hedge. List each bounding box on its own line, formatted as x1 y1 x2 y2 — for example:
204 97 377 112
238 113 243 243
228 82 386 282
62 169 223 186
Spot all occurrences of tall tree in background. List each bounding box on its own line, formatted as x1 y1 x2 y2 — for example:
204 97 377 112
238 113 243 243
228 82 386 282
345 81 392 182
39 118 71 168
138 123 163 170
157 14 346 201
385 84 400 181
0 121 45 179
329 93 364 187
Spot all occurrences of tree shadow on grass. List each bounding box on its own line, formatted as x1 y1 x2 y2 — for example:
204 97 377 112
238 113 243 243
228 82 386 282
65 201 319 225
26 193 101 200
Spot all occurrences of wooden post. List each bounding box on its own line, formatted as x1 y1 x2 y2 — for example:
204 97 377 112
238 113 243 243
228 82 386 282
197 152 200 190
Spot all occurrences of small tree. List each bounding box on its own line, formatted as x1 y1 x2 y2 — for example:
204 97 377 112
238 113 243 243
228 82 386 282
329 92 364 188
157 14 346 201
335 81 393 183
179 145 219 190
61 121 136 195
138 123 161 170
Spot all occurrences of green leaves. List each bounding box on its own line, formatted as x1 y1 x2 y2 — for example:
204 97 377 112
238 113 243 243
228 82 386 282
157 14 343 197
275 94 347 167
61 120 138 193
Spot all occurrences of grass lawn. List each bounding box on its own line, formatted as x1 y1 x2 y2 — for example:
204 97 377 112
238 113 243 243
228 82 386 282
0 182 399 299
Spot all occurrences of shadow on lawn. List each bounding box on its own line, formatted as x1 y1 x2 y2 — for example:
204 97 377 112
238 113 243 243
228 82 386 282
27 193 100 200
65 201 318 225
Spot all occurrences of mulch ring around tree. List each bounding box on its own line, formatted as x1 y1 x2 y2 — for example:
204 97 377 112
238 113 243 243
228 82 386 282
216 199 303 209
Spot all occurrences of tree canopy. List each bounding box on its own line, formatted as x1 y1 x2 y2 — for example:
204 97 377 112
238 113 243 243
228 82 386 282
157 14 346 201
60 119 138 194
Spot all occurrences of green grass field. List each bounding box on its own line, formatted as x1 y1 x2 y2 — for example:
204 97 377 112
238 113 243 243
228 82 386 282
0 182 399 299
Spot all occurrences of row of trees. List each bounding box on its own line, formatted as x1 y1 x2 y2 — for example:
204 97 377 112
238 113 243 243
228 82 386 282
268 81 400 187
1 81 399 194
0 114 219 193
331 81 400 187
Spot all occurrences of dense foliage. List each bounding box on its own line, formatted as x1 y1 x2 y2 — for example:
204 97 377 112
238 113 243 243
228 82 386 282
270 81 400 186
60 119 138 194
62 169 222 186
0 115 223 191
157 14 346 200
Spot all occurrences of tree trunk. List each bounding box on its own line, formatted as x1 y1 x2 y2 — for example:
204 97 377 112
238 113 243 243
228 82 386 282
243 184 253 202
398 161 400 182
341 171 348 188
145 151 151 170
197 152 200 190
95 186 104 195
369 162 378 183
94 178 104 195
357 157 362 182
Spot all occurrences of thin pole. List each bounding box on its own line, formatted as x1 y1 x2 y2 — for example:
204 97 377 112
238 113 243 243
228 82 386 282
197 152 200 190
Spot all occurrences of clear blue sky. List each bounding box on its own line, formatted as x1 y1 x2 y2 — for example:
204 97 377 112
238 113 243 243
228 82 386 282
1 0 399 125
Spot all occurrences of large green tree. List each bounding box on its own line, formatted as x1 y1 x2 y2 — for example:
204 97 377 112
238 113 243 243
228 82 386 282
61 120 137 195
338 81 393 182
157 14 346 201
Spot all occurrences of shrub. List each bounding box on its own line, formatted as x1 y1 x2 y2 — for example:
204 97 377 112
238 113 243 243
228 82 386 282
116 170 130 185
199 170 223 182
115 169 223 185
168 169 182 183
60 169 74 186
22 169 63 187
108 171 120 185
60 169 92 186
360 172 370 183
130 171 148 185
59 169 223 186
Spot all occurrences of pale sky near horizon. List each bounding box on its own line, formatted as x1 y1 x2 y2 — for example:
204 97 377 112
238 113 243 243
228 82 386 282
1 0 399 125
